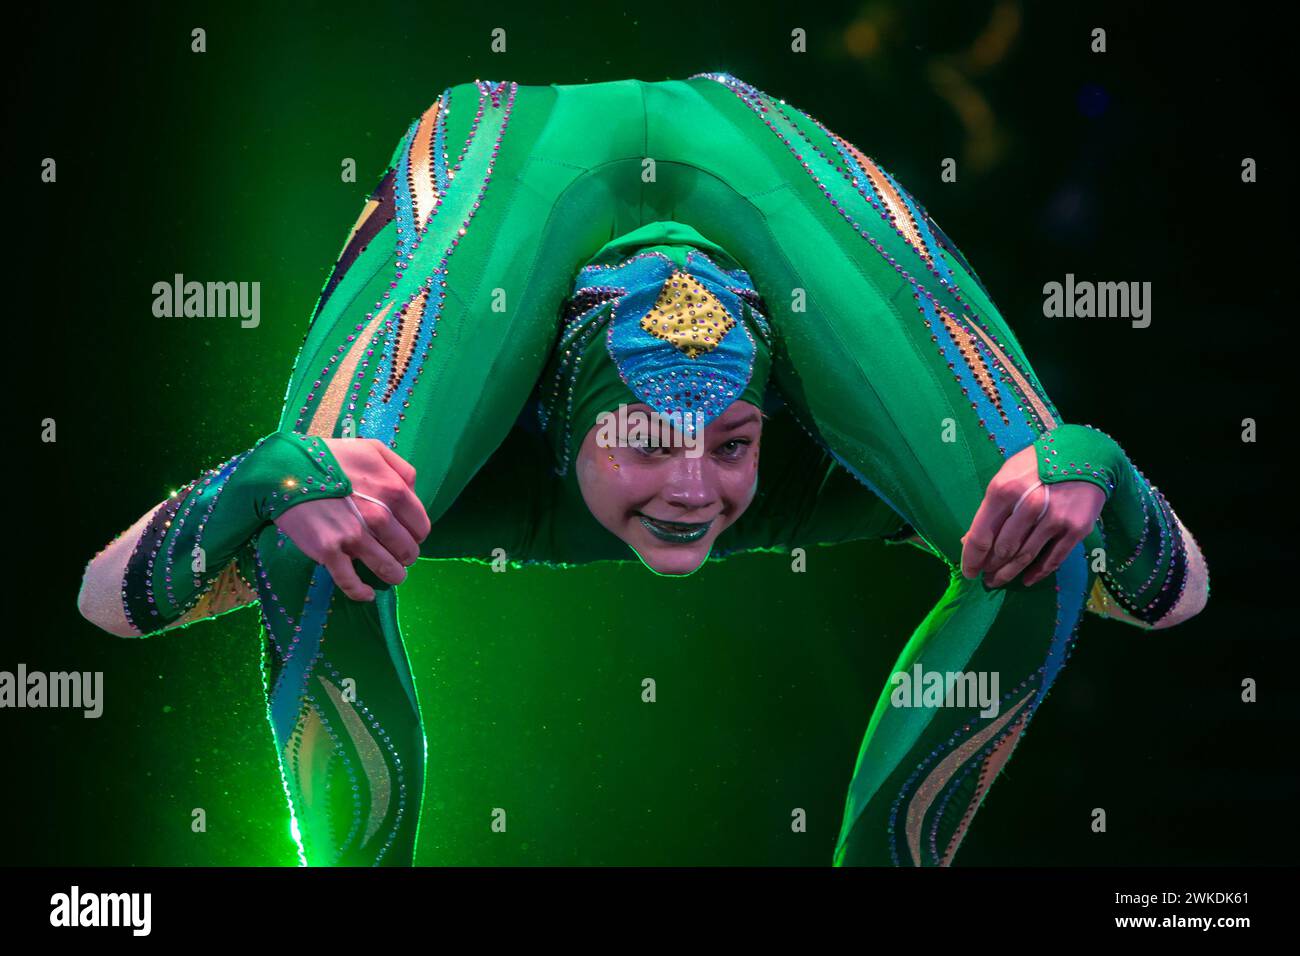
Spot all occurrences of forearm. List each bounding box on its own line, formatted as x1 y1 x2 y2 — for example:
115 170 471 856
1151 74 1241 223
78 432 352 637
1034 424 1209 629
79 499 170 636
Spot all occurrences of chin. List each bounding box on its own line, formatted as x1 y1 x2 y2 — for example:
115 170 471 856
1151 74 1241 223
634 544 712 576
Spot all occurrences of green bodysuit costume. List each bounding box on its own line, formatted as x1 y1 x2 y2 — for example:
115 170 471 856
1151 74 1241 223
92 74 1209 866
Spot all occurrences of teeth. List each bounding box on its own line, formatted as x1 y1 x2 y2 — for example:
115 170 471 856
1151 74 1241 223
645 516 706 530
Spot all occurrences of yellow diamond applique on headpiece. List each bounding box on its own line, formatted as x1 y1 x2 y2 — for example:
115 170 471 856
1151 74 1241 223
640 270 736 359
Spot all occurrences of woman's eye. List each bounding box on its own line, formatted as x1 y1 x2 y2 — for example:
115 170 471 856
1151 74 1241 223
716 438 752 459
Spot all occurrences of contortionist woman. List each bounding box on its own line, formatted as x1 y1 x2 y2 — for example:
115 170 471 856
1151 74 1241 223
77 73 1209 867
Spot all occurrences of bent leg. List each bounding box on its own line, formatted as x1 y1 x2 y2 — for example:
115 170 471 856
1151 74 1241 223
247 523 424 866
833 558 1089 865
656 73 1090 864
257 80 653 861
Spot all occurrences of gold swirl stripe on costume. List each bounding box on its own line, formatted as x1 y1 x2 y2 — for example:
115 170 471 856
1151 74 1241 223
962 319 1057 429
318 675 392 846
905 690 1034 867
288 703 337 860
409 97 443 233
1085 577 1146 627
939 706 1032 865
308 303 392 437
836 135 932 263
345 198 382 248
171 558 258 626
938 305 1004 420
383 289 428 403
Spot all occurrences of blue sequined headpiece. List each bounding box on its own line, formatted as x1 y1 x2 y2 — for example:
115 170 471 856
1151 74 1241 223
539 223 773 474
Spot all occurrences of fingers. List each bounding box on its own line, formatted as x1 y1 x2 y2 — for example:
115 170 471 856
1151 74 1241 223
379 479 432 544
370 439 418 489
285 495 412 603
1021 527 1086 587
962 471 1105 589
961 481 1018 578
354 495 421 567
280 440 434 602
993 510 1094 588
342 527 409 590
324 550 375 603
361 441 431 543
986 518 1059 588
977 489 1050 580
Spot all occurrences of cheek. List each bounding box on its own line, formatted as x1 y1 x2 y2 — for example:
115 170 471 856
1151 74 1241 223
721 465 759 511
596 454 630 504
743 445 762 498
580 450 655 516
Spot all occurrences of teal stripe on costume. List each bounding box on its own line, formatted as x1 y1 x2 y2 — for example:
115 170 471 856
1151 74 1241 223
270 566 335 741
433 87 452 192
393 119 420 263
1042 546 1089 698
915 294 1020 454
884 168 956 287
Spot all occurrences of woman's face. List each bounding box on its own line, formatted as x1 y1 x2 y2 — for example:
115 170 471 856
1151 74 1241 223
575 400 763 575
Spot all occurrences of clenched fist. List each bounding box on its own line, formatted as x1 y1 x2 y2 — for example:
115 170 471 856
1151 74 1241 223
273 438 431 601
961 444 1106 588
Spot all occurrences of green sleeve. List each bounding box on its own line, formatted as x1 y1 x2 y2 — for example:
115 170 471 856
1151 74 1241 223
118 432 352 635
1034 423 1208 628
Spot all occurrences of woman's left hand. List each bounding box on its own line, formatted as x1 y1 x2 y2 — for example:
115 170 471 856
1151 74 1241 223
960 444 1106 588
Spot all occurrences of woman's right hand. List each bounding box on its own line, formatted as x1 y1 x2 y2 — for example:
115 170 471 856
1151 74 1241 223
273 438 431 601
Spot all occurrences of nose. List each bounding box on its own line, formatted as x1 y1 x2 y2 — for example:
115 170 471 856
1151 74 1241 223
660 453 717 512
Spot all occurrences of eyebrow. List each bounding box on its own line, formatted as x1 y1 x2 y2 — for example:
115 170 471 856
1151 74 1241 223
715 412 761 433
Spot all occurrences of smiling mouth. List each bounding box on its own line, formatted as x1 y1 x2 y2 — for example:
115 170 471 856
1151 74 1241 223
637 514 714 543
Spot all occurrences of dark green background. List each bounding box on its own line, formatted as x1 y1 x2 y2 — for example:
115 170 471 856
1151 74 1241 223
5 0 1293 865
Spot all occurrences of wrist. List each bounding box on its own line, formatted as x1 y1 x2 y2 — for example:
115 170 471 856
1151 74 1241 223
249 431 354 521
1033 423 1127 502
1034 422 1157 584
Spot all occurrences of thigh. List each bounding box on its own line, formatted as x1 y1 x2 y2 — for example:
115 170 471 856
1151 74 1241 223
276 79 650 524
255 80 664 862
646 74 1093 864
646 73 1064 563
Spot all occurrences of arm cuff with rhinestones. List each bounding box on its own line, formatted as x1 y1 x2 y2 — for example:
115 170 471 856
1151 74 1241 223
1034 423 1189 626
120 431 352 632
1033 423 1125 499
